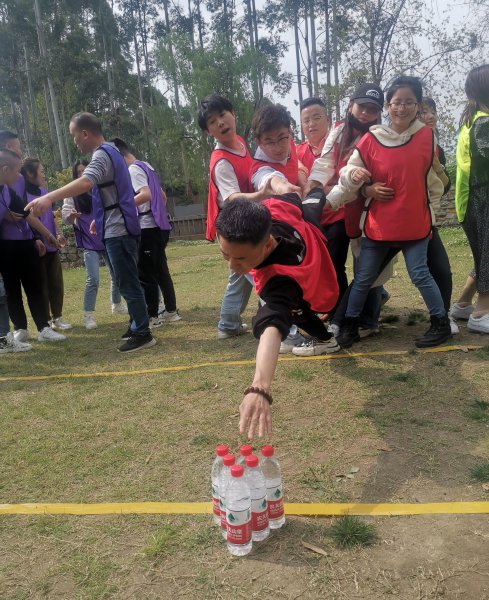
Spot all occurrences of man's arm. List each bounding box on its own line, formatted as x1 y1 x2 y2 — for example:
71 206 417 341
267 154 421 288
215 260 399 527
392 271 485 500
26 177 93 216
134 186 152 206
239 326 281 439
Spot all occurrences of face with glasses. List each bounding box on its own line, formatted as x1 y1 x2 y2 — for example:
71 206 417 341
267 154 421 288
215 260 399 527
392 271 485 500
257 126 291 162
387 87 419 132
300 104 329 145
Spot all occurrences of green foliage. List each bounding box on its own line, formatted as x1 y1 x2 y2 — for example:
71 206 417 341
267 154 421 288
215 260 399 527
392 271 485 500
470 463 489 482
328 516 377 549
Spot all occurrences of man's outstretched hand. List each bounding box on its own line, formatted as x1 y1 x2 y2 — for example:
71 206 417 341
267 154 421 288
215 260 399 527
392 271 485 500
239 392 272 440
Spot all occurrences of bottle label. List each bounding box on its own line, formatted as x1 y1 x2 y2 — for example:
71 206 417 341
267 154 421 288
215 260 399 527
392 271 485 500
212 494 220 517
220 495 226 529
226 507 252 544
267 484 284 519
251 495 269 531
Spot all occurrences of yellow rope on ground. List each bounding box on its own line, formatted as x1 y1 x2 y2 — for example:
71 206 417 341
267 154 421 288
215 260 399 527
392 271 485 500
0 345 482 383
2 501 489 517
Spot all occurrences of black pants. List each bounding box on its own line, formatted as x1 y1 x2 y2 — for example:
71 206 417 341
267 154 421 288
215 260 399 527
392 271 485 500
40 251 64 320
138 228 177 317
427 227 452 313
0 239 49 331
323 219 350 311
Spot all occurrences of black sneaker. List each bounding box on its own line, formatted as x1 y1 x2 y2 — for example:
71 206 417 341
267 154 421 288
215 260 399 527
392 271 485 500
415 315 451 348
336 317 360 349
118 334 156 353
121 327 133 340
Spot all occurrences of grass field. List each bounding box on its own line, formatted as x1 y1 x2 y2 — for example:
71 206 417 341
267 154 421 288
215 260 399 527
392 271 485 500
1 227 489 599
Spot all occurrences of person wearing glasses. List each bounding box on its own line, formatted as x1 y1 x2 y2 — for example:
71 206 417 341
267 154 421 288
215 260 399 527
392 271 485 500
248 104 314 354
306 84 386 333
327 76 451 349
297 98 330 172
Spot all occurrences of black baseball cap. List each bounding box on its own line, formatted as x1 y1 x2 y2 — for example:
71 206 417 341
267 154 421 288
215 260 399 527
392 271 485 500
351 83 384 109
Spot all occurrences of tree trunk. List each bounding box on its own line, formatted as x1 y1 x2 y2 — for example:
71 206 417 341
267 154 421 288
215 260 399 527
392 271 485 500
42 80 59 168
195 0 204 49
162 0 192 197
331 0 340 119
23 42 39 154
251 0 263 100
324 0 332 120
294 14 304 110
34 0 68 168
309 0 319 96
245 0 260 105
303 8 313 97
130 0 150 157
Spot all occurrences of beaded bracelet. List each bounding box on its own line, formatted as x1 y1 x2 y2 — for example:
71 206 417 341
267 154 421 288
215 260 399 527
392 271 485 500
244 386 273 405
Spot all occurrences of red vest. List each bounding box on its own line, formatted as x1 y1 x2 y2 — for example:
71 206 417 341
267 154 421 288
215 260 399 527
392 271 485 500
251 199 339 314
249 139 299 186
206 137 252 241
296 140 322 172
357 125 434 242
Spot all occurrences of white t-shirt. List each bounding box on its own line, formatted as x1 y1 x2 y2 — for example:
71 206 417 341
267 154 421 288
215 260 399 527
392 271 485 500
128 162 157 229
213 140 247 208
250 147 287 191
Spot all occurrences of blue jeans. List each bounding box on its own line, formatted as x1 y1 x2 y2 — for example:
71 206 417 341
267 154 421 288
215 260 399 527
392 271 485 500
218 269 254 333
346 237 445 319
83 250 121 312
0 276 10 337
104 236 150 336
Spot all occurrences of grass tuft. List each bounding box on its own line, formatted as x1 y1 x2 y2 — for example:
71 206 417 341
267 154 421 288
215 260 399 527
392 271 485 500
328 516 377 549
470 463 489 482
143 524 179 559
465 400 489 423
380 314 400 324
286 367 314 382
406 311 427 326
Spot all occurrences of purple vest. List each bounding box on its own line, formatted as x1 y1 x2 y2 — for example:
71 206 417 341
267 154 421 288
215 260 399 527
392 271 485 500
26 186 58 253
0 185 33 241
73 193 104 251
90 143 140 239
134 161 171 231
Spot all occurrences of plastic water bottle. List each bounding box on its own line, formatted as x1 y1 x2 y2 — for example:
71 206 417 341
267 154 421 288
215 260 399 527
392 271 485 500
236 444 253 467
226 465 252 556
219 454 236 539
211 444 229 525
260 445 285 529
245 455 270 541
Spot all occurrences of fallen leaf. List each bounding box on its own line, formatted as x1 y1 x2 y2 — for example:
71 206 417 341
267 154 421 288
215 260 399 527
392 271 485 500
346 474 355 479
350 467 360 474
377 444 393 452
458 346 469 353
302 541 330 557
482 483 489 492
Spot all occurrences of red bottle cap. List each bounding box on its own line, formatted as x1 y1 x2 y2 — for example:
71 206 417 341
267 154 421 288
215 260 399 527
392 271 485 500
231 465 244 478
223 454 236 467
261 445 274 457
216 444 229 457
240 444 253 457
245 455 259 468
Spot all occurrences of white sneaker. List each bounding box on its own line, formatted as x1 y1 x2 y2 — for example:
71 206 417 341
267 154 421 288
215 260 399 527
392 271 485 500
149 316 164 329
449 316 459 335
279 331 307 354
327 323 340 337
51 317 72 330
38 327 66 342
84 314 98 330
13 329 30 342
359 326 381 339
218 324 249 340
0 332 33 353
112 302 128 314
160 309 182 323
450 303 474 320
468 313 489 334
292 337 341 356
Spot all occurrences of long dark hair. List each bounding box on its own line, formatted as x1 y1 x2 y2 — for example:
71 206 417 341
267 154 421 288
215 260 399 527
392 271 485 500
72 159 91 214
72 159 89 180
336 103 381 168
460 64 489 128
